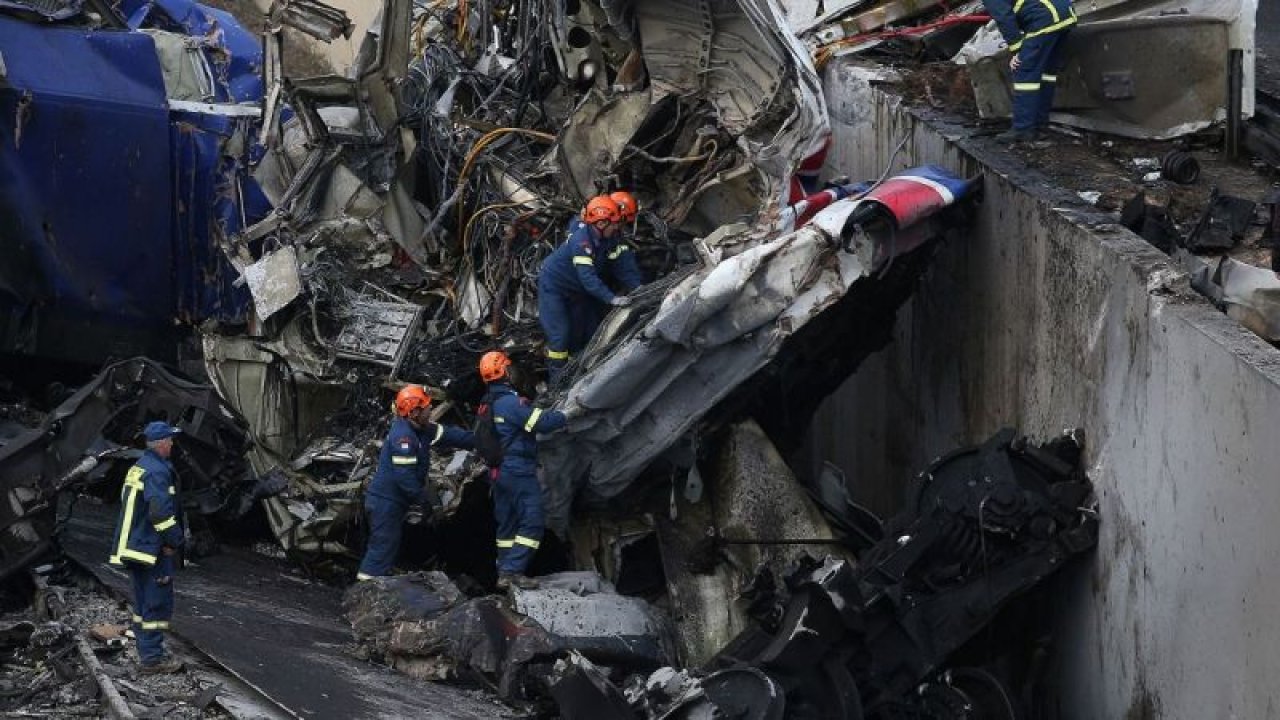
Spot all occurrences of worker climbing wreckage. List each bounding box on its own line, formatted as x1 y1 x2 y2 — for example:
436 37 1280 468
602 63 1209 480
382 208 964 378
357 386 473 581
475 351 568 588
0 0 1140 713
537 195 645 384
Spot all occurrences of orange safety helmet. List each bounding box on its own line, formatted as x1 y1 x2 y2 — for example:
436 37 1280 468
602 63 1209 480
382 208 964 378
582 195 622 225
394 385 432 417
609 191 638 222
478 351 512 383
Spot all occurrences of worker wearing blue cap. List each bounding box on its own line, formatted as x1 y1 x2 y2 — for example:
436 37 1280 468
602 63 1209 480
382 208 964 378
109 421 186 674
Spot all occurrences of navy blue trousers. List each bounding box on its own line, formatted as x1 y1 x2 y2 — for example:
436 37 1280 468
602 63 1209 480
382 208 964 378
493 467 543 575
537 283 605 382
1012 28 1071 130
128 555 174 664
359 495 405 578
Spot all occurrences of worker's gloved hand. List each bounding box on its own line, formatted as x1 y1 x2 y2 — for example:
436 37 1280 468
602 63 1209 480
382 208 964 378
610 294 632 308
1009 54 1021 71
405 505 424 525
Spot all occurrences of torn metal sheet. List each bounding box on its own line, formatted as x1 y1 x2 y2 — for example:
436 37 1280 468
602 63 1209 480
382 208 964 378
1211 257 1280 341
242 246 304 321
268 0 355 42
0 0 271 365
633 0 829 182
541 166 979 534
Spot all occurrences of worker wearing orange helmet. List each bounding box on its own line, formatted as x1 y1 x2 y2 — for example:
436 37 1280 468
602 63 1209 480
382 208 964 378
477 351 566 586
357 384 474 580
538 194 643 383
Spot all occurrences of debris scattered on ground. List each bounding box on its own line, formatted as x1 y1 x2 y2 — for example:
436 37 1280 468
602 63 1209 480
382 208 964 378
0 566 229 719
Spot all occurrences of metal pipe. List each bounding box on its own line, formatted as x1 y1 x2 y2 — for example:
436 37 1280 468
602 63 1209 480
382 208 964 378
1227 48 1243 160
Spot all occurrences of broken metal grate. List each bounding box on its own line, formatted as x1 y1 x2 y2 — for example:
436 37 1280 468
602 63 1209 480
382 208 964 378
330 292 422 374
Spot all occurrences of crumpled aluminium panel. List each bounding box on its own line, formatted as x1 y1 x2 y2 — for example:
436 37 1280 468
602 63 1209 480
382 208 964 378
539 197 937 534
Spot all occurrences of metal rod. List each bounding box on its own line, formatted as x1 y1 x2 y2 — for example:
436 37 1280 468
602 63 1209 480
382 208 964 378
75 636 137 720
1227 48 1243 160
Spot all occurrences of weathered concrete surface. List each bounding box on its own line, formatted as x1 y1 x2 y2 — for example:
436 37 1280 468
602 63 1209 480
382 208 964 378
805 58 1280 719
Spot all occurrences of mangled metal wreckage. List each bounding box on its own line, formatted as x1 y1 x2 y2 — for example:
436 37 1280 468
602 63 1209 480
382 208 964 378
344 428 1099 718
0 0 1101 715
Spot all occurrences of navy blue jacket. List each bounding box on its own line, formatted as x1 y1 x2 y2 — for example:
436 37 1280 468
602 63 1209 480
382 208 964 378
487 382 566 471
109 450 184 567
540 220 642 303
368 416 474 509
984 0 1075 50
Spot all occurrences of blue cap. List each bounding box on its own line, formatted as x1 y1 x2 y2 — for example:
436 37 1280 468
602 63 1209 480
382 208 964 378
143 421 182 442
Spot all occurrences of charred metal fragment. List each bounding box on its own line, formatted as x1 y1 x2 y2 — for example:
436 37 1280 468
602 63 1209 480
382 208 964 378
548 429 1097 719
0 358 262 581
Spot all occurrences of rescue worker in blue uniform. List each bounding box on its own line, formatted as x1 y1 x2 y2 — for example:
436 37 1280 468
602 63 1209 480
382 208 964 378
604 190 645 288
538 195 642 383
109 421 186 674
358 385 474 580
982 0 1076 142
478 351 566 588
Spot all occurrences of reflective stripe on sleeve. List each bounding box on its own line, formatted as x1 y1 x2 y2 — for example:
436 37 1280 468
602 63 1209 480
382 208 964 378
431 424 444 445
524 408 543 433
572 257 593 266
1013 82 1041 91
391 456 418 465
607 244 629 260
1042 74 1057 83
546 349 570 360
1010 13 1076 50
154 517 177 532
496 539 515 548
140 621 170 631
513 535 541 549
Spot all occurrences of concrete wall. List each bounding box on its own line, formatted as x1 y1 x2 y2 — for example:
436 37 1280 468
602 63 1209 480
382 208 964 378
804 58 1280 719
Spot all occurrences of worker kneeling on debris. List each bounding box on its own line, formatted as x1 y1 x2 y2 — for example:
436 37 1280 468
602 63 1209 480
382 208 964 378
358 386 474 581
108 421 185 675
983 0 1076 143
537 194 643 383
477 352 566 588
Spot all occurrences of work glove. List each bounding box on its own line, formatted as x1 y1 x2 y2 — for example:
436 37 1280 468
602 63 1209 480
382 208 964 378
405 505 424 525
610 294 632 308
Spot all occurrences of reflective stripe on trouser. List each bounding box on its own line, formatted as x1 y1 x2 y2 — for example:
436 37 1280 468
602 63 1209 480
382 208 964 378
128 554 174 664
1011 28 1070 130
493 468 544 575
358 495 406 578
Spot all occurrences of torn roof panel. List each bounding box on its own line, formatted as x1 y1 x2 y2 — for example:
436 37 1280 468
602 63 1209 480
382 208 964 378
120 0 266 102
